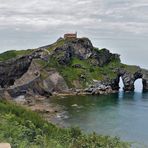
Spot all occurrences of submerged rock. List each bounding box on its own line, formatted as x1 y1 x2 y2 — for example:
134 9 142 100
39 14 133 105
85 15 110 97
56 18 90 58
85 80 114 95
71 104 78 107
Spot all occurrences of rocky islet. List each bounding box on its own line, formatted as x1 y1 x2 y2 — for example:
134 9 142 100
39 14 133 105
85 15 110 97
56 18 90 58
0 37 148 100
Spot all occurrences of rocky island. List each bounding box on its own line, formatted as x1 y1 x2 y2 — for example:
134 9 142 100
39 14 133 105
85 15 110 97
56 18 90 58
0 35 148 101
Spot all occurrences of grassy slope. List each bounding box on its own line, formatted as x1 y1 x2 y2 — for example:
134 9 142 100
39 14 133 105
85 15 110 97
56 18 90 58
0 100 130 148
47 54 122 88
0 49 33 61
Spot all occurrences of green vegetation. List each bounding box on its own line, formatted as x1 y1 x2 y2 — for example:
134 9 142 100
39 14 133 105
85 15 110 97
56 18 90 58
0 100 130 148
47 39 65 51
49 54 139 88
0 49 33 61
46 55 122 88
122 64 140 74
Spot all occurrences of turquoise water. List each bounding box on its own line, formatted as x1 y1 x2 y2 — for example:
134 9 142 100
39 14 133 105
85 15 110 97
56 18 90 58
51 87 148 146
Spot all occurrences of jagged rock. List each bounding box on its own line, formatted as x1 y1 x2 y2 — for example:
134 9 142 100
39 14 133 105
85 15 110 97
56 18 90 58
90 48 120 66
72 38 94 59
0 56 32 88
142 70 148 91
53 45 73 65
43 69 69 93
7 65 67 99
7 77 51 98
0 52 51 99
0 49 49 88
51 38 120 66
85 80 114 95
109 68 148 92
122 72 135 91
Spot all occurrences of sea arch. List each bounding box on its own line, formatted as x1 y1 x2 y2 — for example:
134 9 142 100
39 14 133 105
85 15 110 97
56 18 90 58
116 69 148 92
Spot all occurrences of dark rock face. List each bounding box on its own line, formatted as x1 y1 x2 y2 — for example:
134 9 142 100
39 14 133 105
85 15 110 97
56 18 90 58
85 81 115 95
109 68 148 92
5 68 68 99
91 48 120 67
141 70 148 91
51 38 94 65
110 76 120 90
42 69 69 93
0 49 49 88
0 50 46 88
51 38 120 67
53 45 73 65
0 56 32 88
72 38 94 59
122 72 135 91
7 77 51 98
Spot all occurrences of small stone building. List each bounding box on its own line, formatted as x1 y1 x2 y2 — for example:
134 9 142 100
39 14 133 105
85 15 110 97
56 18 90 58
64 33 77 39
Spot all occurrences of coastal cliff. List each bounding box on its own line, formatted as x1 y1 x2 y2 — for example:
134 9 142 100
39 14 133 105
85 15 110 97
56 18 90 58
0 37 148 100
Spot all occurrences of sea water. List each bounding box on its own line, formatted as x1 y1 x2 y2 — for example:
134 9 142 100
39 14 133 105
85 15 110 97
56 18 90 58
51 81 148 146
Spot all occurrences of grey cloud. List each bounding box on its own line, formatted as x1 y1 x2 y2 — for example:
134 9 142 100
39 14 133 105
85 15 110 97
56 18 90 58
0 0 147 33
0 0 148 55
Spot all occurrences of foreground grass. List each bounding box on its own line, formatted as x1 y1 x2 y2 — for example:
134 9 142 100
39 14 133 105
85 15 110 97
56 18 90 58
0 100 130 148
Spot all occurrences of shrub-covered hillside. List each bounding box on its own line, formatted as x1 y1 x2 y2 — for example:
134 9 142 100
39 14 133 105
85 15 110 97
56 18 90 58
0 100 130 148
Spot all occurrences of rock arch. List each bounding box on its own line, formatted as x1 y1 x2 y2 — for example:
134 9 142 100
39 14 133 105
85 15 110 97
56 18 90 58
116 69 148 92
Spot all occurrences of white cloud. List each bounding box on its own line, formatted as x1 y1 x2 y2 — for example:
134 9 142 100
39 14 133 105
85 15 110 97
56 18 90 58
0 0 148 50
0 0 147 32
1 0 148 69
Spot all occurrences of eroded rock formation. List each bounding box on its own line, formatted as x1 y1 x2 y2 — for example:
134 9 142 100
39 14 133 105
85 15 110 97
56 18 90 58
51 38 120 66
113 68 148 91
0 37 148 100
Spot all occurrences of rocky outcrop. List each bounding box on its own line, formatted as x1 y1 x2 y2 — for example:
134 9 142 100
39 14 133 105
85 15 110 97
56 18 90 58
110 68 148 92
142 69 148 91
85 80 115 95
85 67 148 94
0 49 52 99
42 69 69 93
4 59 51 99
0 58 68 99
90 48 120 66
7 77 50 98
120 70 136 91
0 36 148 100
0 56 32 88
50 38 120 66
0 49 49 88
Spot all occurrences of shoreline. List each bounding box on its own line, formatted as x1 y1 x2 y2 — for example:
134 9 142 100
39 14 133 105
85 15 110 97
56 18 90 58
18 90 119 126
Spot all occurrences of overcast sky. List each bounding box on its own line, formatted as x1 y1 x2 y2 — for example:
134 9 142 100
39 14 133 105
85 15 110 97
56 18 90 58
0 0 148 67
